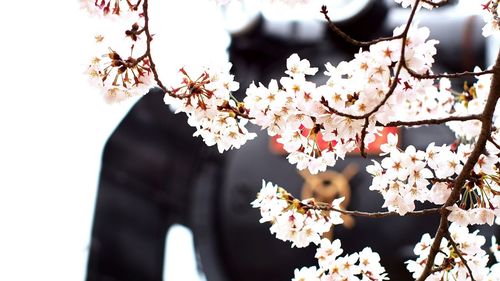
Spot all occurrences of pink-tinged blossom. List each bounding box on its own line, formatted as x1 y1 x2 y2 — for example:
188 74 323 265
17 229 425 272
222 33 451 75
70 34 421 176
470 208 496 226
429 182 451 205
447 205 471 227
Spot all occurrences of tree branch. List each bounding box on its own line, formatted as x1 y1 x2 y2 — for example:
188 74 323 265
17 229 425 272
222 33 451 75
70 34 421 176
488 136 500 150
416 49 500 281
359 117 369 157
284 193 439 218
446 230 476 281
310 202 439 218
404 67 494 80
382 114 482 127
320 6 403 48
141 0 172 96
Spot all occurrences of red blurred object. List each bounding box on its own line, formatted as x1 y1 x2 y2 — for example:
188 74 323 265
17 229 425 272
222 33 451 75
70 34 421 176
269 127 399 155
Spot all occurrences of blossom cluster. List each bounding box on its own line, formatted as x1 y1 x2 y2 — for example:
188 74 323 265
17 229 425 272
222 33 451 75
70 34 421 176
480 0 500 37
397 76 453 123
253 181 388 280
85 34 153 103
243 54 343 174
164 64 256 153
292 239 388 281
367 133 500 221
83 0 152 103
242 23 439 174
407 223 500 281
446 69 494 141
251 180 344 248
80 0 142 17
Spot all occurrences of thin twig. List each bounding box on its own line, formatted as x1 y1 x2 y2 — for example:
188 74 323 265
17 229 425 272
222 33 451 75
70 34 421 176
488 136 500 150
284 193 439 218
321 0 421 122
382 114 482 127
359 118 369 157
350 0 422 154
404 67 494 80
431 177 454 183
320 5 403 48
446 230 476 281
141 0 172 95
429 264 447 275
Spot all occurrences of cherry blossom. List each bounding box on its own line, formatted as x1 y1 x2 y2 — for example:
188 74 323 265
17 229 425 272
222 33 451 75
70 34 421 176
165 63 256 153
86 34 153 103
252 180 345 248
369 136 500 221
480 1 500 37
243 22 441 173
80 0 142 18
407 223 500 281
447 69 494 141
304 238 388 281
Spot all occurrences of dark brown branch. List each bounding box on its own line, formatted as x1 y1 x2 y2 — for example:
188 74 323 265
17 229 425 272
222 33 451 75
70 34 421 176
141 0 253 121
285 193 439 218
310 202 439 218
429 264 447 275
446 230 475 281
488 136 500 150
431 177 454 183
322 0 421 121
382 114 482 127
141 0 172 96
320 5 403 48
417 49 500 281
359 118 369 157
404 67 494 80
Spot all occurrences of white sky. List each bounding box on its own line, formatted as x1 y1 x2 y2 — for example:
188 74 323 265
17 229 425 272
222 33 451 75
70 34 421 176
0 1 226 280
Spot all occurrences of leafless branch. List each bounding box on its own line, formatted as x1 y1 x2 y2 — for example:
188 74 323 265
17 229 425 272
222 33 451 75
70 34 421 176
310 202 439 218
488 136 500 150
446 230 476 281
320 5 403 48
382 114 482 127
141 0 172 96
404 66 494 80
